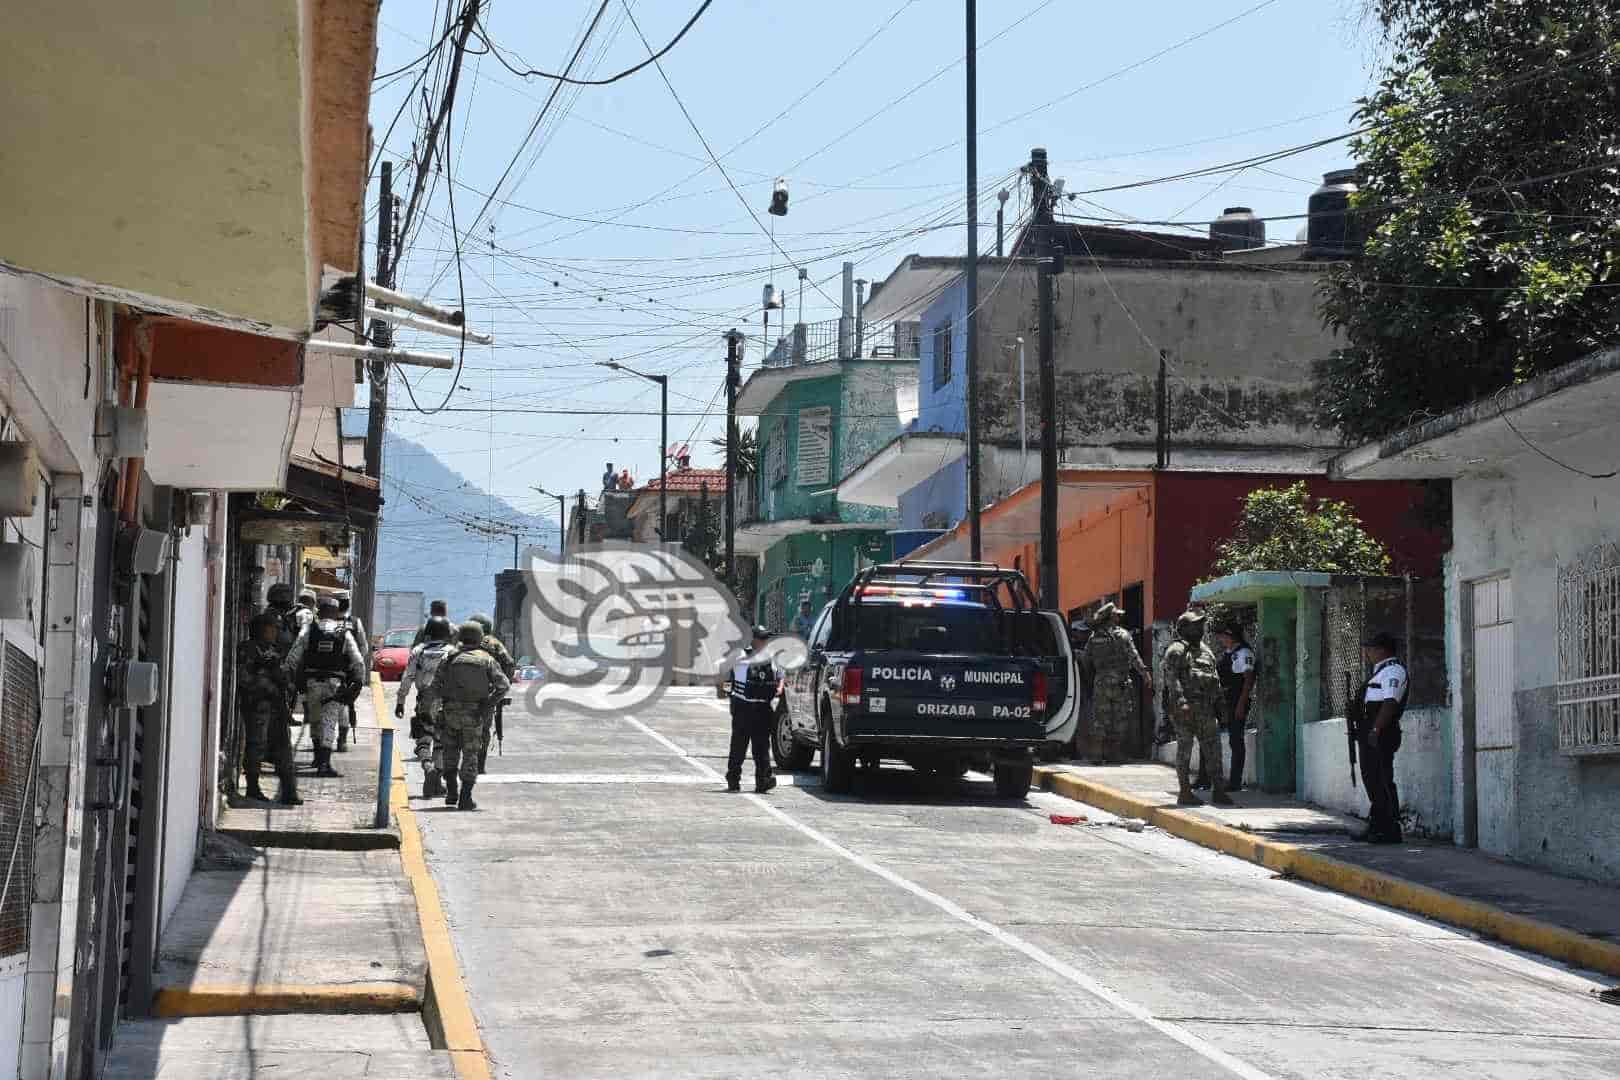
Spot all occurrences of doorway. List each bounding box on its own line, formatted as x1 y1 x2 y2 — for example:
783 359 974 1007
1466 575 1514 853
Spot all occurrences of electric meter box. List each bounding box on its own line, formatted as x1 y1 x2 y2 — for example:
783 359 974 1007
95 404 148 460
0 443 39 518
0 542 36 620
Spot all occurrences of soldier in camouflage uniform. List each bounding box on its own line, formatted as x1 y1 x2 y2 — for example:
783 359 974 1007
395 616 456 799
237 611 302 805
1080 602 1152 765
468 612 516 775
435 621 510 811
1162 610 1233 807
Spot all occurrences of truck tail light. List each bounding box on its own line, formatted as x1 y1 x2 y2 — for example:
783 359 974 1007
842 666 863 706
1032 670 1048 713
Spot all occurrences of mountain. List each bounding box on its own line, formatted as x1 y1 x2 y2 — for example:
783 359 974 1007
369 427 560 628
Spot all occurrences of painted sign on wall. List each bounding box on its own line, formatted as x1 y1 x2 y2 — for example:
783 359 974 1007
797 406 832 486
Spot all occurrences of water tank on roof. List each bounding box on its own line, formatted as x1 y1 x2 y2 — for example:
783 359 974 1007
1306 168 1365 259
1211 207 1265 250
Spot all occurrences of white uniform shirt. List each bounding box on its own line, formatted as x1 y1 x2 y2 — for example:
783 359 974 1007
1364 657 1409 705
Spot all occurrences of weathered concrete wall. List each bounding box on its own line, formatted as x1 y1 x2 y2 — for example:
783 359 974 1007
1450 445 1620 883
971 261 1339 452
1299 711 1454 838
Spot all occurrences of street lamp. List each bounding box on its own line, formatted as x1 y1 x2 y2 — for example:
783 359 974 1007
596 360 670 543
531 485 567 551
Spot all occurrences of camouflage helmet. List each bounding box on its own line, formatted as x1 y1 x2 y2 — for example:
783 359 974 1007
457 620 485 645
1175 609 1208 635
469 612 494 634
1093 601 1121 623
266 583 294 607
249 610 281 639
423 616 453 642
298 589 317 607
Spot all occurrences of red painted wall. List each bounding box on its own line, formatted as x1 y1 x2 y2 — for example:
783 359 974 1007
1151 473 1449 622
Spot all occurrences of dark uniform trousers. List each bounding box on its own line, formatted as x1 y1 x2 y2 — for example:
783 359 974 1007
726 701 773 787
1359 725 1402 840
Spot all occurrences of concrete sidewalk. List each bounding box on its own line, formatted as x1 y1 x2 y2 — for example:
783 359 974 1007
1036 761 1620 978
103 678 484 1079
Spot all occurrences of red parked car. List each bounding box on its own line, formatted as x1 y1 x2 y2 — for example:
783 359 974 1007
371 627 416 682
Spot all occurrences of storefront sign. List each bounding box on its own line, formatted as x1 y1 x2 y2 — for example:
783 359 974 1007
797 406 831 485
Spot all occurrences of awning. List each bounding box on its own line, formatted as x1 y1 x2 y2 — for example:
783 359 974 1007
836 432 966 508
1331 346 1620 482
904 472 1153 562
734 518 882 556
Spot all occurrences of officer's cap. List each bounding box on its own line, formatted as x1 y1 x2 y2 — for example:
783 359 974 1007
751 624 770 640
298 589 317 605
316 595 341 615
1093 601 1120 622
1361 630 1399 652
1069 618 1090 633
457 620 485 645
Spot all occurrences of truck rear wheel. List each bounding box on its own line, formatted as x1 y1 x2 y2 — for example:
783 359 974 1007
993 761 1033 800
773 704 814 771
822 722 855 794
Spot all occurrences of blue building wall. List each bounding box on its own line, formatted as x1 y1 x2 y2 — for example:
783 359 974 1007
896 277 970 532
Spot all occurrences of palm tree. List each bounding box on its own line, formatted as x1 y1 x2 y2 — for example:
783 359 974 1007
709 426 757 480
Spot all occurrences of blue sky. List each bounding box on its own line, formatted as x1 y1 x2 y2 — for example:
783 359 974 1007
369 0 1378 538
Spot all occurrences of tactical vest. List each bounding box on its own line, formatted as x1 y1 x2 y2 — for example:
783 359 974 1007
730 654 777 705
415 642 452 693
303 619 348 677
438 649 496 704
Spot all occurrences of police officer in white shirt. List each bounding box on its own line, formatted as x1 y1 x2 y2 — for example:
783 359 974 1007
727 626 782 794
1358 631 1409 843
1214 622 1257 792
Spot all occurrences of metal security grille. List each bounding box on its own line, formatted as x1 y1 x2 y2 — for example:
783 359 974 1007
1321 585 1371 723
1557 542 1620 756
0 642 40 957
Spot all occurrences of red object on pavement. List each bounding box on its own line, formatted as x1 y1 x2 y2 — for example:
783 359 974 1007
1049 814 1087 825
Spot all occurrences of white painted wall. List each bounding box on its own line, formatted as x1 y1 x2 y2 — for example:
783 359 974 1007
1448 444 1620 882
160 530 210 934
0 961 23 1080
1298 710 1453 837
1151 730 1258 787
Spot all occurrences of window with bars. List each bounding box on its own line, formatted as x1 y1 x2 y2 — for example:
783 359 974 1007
1556 541 1620 756
0 642 40 958
932 320 952 390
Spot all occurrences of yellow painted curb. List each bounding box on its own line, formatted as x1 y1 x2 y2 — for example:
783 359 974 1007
152 983 418 1018
1034 767 1620 979
378 674 492 1080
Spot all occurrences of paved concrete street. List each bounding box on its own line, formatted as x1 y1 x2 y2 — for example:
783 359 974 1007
407 687 1620 1079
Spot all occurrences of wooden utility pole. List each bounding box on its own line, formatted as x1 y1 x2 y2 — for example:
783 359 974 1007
353 161 394 635
1030 148 1061 610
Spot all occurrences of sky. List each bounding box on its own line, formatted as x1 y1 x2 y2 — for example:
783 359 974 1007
367 0 1381 569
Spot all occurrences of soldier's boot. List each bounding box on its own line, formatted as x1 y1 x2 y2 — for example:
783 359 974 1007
1211 782 1235 807
457 780 477 811
243 758 269 802
1176 767 1203 806
423 767 443 800
277 770 304 806
314 748 342 779
444 772 459 807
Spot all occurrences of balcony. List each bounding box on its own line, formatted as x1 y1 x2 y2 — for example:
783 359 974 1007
761 318 921 369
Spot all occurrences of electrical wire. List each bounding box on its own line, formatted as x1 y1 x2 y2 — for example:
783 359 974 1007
473 0 714 86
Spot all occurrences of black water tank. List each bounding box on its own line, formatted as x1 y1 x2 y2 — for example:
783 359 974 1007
1211 206 1265 250
1306 168 1364 259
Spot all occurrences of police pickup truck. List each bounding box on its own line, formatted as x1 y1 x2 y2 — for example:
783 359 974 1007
775 562 1078 799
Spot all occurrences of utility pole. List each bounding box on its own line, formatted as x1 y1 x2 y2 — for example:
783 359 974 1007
353 160 394 637
1038 250 1062 611
576 490 587 548
996 188 1009 257
532 486 566 550
964 0 983 562
723 329 744 587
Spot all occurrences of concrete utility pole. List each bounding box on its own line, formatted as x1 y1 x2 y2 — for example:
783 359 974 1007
598 361 668 541
723 329 744 587
576 490 587 548
964 0 983 562
996 188 1009 258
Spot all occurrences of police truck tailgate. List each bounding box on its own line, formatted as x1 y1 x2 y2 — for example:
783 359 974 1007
855 652 1044 738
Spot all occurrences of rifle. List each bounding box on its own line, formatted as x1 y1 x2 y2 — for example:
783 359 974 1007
496 697 511 756
1344 671 1359 790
